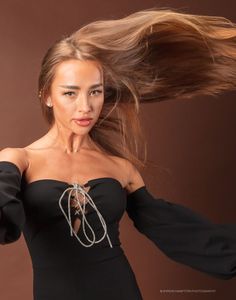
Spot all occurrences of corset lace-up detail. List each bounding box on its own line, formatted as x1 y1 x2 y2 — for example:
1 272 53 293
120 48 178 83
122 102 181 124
58 182 113 248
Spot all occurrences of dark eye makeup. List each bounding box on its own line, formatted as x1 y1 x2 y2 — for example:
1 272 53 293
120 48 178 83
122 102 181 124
63 90 103 96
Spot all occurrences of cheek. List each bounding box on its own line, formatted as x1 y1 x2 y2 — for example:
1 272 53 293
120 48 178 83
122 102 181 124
53 100 74 120
94 100 104 115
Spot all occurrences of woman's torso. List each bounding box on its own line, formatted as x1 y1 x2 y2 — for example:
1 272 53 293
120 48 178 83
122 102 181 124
19 136 130 268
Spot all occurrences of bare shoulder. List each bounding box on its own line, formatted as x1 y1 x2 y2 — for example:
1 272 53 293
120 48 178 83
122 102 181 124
111 156 145 194
0 147 29 176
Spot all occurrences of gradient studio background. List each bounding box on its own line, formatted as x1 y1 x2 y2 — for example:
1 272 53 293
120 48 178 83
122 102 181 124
0 1 236 299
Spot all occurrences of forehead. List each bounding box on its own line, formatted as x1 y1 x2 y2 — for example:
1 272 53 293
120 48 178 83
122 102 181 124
53 59 103 85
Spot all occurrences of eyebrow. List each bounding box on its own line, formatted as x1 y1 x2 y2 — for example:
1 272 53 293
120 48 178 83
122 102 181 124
59 84 103 89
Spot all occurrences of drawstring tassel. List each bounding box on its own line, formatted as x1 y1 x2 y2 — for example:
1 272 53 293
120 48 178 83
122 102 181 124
58 183 113 248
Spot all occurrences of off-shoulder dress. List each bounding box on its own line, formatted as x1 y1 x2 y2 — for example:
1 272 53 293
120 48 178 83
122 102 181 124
0 161 235 299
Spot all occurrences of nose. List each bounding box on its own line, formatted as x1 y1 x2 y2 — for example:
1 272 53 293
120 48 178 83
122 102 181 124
76 93 91 113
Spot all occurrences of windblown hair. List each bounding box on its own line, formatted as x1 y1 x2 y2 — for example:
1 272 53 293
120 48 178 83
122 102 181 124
38 7 236 170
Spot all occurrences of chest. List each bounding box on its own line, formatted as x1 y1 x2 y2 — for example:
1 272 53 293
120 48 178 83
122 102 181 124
24 151 127 188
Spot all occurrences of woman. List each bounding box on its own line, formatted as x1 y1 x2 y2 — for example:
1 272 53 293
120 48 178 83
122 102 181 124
0 7 236 300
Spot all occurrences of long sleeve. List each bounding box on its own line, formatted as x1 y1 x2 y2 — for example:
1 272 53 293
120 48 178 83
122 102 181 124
0 161 25 244
126 186 236 280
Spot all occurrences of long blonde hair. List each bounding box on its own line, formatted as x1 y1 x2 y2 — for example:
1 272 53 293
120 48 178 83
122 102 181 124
38 7 236 170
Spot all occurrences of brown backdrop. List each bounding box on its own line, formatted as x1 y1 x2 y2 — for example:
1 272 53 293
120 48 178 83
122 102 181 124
0 1 235 299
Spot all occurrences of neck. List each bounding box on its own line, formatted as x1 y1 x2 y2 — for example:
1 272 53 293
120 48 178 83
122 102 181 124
46 123 94 154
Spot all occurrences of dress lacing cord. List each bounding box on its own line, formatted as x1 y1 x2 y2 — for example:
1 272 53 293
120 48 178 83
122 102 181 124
58 183 113 248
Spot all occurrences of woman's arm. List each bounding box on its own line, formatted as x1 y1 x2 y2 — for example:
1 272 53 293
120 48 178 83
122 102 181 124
0 148 28 244
125 162 236 280
0 147 28 176
124 160 146 194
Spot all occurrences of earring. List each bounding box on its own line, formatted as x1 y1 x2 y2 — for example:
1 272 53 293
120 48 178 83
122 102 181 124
47 102 52 107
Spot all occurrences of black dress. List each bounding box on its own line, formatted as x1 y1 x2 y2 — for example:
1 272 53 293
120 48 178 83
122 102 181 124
0 161 236 300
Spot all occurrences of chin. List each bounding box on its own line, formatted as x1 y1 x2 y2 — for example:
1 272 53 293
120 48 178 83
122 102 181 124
72 126 92 133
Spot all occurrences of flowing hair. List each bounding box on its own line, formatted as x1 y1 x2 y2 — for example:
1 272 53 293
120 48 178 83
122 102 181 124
38 7 236 170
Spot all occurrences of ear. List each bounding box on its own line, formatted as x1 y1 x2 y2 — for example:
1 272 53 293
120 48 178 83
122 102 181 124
45 95 53 107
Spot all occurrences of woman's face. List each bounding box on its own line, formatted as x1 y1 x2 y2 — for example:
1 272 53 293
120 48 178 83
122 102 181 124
47 59 104 134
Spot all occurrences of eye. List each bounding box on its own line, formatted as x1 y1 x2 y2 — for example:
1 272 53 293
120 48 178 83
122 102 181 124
90 90 103 96
63 91 75 97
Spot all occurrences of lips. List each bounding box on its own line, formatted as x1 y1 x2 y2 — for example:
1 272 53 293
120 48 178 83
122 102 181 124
73 118 93 121
73 118 93 127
